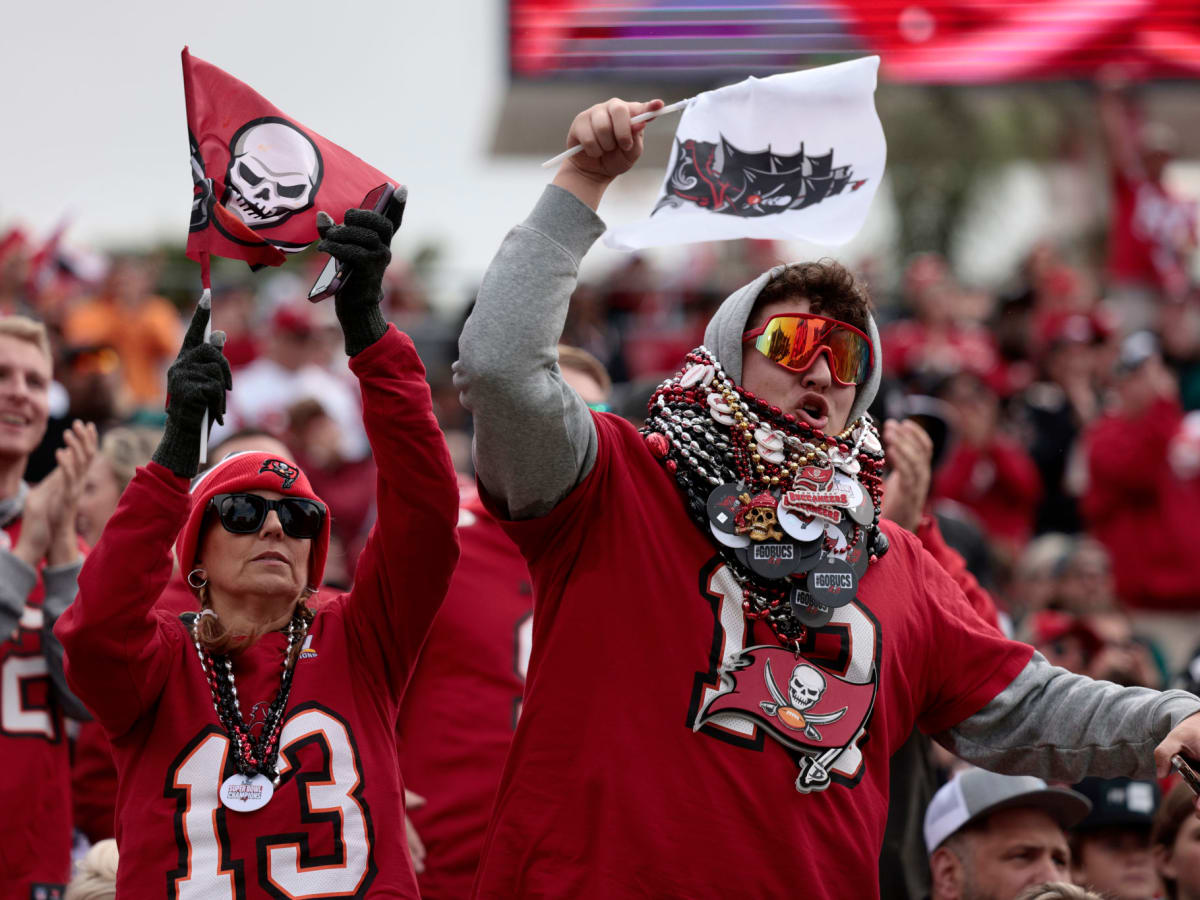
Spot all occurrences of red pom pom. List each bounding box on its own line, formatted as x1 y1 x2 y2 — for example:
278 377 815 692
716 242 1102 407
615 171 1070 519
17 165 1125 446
645 432 670 459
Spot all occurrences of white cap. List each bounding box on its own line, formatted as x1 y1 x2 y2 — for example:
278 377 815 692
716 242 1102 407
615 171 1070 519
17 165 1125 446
924 768 1092 855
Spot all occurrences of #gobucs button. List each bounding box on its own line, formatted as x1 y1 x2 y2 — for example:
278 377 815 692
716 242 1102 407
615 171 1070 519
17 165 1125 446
220 772 274 812
789 587 834 628
806 557 858 608
746 540 801 580
707 483 744 534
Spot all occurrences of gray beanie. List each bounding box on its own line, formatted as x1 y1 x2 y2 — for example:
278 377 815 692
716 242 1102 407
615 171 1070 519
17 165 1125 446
701 263 882 425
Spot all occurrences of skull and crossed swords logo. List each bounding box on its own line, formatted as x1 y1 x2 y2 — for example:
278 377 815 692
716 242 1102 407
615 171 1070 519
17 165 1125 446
758 659 847 742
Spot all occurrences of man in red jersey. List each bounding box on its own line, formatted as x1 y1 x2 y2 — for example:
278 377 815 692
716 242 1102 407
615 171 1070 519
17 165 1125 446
0 315 96 898
454 98 1200 899
397 347 611 898
56 205 460 898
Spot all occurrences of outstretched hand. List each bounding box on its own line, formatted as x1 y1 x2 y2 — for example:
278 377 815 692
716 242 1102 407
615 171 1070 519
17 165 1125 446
553 98 664 210
1155 713 1200 820
151 297 232 478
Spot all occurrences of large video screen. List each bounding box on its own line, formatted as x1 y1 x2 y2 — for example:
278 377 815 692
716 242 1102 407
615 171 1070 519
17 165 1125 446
509 1 1200 83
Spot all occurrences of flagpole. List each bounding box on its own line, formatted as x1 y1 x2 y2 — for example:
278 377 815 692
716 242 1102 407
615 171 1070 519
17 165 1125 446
198 251 212 466
540 98 693 169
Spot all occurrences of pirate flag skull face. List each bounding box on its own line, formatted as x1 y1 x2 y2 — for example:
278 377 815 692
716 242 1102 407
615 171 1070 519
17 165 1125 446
223 118 323 229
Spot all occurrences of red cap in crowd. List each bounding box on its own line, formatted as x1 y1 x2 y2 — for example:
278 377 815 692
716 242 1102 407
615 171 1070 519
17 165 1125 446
176 451 330 592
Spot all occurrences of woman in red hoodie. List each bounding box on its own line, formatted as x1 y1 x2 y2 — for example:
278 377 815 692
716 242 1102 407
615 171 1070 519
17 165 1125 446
56 206 459 898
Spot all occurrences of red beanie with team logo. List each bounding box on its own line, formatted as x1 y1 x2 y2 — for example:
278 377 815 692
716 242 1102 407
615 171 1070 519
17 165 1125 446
175 450 330 593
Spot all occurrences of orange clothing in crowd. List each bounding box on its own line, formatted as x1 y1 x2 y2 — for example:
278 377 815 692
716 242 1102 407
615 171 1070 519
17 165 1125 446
64 295 180 407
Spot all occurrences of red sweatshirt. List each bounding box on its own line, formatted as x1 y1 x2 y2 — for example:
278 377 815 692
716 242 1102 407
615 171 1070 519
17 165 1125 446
1083 397 1200 609
56 326 459 898
934 437 1042 548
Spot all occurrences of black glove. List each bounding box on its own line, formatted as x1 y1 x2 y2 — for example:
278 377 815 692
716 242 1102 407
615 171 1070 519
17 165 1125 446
152 297 233 478
316 207 393 356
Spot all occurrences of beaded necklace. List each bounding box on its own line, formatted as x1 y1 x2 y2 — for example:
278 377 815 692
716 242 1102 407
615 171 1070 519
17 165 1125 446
641 346 887 650
190 609 308 786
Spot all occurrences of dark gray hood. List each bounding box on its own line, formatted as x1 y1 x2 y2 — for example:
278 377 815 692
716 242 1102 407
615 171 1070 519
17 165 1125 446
701 263 882 425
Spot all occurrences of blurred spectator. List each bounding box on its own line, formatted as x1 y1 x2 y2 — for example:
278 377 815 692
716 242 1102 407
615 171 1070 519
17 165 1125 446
1007 533 1076 622
25 343 127 483
883 253 1000 385
284 396 375 584
1017 311 1111 534
62 255 180 410
1098 74 1197 326
75 426 160 547
64 838 117 900
925 768 1090 900
1070 776 1161 900
1027 608 1163 688
1160 300 1200 413
1152 780 1200 900
1085 609 1165 688
1174 643 1200 697
1082 334 1200 633
934 371 1042 557
209 281 260 370
211 301 368 460
1028 610 1105 675
1047 537 1117 614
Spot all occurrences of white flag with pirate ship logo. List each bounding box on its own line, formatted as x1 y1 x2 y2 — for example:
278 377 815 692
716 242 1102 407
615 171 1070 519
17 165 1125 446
603 56 886 251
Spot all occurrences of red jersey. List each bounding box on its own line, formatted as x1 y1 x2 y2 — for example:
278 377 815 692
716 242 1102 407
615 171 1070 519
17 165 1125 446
56 327 460 899
933 437 1042 550
396 482 532 899
474 413 1032 899
0 519 81 898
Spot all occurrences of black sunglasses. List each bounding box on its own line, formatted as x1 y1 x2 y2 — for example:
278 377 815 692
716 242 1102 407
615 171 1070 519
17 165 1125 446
208 493 326 540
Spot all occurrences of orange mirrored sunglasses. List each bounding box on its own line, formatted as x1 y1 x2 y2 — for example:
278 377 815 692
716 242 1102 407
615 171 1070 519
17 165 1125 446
742 313 873 387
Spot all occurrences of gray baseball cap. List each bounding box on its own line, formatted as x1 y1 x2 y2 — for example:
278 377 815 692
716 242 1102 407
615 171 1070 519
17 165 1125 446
924 768 1092 855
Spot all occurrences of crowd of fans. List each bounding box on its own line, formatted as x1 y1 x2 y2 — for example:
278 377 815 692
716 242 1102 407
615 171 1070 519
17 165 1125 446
1 78 1198 899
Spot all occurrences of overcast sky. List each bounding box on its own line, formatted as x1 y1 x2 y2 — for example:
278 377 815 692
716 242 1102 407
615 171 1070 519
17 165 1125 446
2 0 913 306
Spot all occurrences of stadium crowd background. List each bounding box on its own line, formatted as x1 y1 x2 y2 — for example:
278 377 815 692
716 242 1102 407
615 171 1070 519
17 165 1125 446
5 4 1200 897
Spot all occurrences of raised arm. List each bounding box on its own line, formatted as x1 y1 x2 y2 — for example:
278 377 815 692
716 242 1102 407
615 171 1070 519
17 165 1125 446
55 300 231 735
454 98 663 520
314 203 460 692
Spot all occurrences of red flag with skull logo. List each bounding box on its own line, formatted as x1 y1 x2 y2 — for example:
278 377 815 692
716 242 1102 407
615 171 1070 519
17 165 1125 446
182 47 396 268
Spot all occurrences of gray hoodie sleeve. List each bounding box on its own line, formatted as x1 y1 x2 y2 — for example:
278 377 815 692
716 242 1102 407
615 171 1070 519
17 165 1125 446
454 185 606 520
936 651 1200 781
40 561 92 721
0 549 38 638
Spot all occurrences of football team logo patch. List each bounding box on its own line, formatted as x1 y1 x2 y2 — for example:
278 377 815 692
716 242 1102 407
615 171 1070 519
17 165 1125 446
259 458 299 489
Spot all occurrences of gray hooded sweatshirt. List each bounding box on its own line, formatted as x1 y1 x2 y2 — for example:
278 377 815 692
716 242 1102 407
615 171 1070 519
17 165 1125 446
455 183 1200 782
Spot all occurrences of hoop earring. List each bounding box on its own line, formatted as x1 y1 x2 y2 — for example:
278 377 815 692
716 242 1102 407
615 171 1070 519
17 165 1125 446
187 568 209 589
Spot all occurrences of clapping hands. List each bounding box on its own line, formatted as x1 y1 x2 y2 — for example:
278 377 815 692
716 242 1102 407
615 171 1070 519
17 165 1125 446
14 420 99 568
